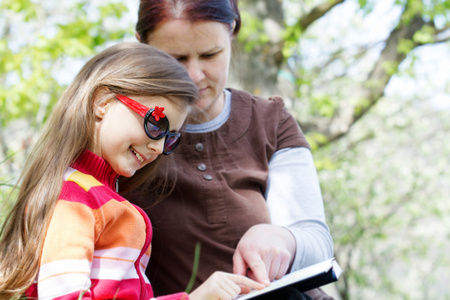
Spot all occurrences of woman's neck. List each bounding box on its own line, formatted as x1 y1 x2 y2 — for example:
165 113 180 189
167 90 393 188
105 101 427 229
187 91 225 124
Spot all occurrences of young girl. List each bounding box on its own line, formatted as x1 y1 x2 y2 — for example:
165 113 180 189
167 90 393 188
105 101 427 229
0 43 264 300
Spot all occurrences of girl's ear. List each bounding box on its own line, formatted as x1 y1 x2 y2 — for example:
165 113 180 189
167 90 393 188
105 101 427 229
135 32 141 42
93 89 114 119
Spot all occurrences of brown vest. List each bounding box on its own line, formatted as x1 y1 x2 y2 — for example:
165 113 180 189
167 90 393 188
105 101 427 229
128 89 310 296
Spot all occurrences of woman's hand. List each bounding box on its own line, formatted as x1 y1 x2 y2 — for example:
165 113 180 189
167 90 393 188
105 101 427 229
188 271 267 300
232 224 296 284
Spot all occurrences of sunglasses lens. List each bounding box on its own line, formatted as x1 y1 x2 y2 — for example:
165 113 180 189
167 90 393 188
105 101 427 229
145 118 168 139
163 134 181 155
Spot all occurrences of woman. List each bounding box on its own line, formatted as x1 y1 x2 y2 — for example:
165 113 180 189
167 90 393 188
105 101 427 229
129 0 334 298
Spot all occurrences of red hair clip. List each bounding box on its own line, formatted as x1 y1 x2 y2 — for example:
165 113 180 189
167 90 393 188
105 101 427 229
152 106 165 121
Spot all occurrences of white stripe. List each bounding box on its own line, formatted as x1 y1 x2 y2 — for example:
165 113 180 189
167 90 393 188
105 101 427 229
94 247 150 269
94 247 141 261
37 249 151 297
140 252 150 267
39 273 91 300
63 167 77 181
39 259 91 282
38 259 91 300
90 248 150 282
91 257 138 280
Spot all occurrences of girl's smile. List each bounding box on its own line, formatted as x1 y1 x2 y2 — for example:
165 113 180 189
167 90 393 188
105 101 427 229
130 146 147 165
91 94 188 177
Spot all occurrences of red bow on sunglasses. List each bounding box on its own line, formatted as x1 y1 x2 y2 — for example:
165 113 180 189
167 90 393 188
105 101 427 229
152 106 165 121
115 94 182 155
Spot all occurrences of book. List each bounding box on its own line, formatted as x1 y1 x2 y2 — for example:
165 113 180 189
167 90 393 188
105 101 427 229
237 258 342 299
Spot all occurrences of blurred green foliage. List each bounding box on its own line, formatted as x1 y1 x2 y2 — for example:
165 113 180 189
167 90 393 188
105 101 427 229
1 1 450 299
0 0 132 230
0 0 130 127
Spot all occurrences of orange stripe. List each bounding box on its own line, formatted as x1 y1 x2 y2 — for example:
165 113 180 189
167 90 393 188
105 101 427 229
41 202 95 264
93 256 134 263
39 271 91 283
93 256 147 269
42 200 148 264
92 201 147 250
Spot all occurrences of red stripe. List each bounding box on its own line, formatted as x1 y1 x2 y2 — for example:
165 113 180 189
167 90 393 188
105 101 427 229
59 181 126 209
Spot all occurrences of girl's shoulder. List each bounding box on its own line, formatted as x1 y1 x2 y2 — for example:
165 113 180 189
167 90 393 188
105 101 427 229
59 167 118 208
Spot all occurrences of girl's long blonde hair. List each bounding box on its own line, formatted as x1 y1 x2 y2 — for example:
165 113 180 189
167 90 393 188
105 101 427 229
0 42 198 299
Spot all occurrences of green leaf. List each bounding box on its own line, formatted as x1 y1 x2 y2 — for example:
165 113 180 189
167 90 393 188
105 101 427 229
413 25 436 44
397 38 415 55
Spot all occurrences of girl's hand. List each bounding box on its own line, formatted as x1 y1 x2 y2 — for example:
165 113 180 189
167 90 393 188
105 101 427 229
188 271 267 300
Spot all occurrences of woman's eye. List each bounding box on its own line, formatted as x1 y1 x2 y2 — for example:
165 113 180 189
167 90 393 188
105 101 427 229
176 56 187 62
203 52 218 59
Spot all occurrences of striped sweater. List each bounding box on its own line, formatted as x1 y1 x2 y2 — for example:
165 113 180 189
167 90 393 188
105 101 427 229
26 150 188 300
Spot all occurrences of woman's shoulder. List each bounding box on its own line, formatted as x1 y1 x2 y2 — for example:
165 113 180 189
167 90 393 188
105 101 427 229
229 88 285 102
227 88 309 150
228 88 290 118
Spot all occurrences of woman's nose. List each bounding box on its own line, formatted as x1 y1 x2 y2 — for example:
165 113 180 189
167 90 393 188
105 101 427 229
186 61 205 84
147 138 165 155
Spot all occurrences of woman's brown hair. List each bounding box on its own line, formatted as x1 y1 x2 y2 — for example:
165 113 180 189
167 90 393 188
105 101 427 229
136 0 241 44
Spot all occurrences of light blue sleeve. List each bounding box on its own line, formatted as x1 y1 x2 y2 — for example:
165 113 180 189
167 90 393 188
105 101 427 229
266 147 334 271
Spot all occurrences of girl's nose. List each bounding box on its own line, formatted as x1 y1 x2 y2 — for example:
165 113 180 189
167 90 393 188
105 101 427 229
147 138 165 155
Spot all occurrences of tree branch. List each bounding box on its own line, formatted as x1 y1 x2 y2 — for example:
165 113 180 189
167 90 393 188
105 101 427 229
299 0 346 31
314 12 427 147
433 25 450 43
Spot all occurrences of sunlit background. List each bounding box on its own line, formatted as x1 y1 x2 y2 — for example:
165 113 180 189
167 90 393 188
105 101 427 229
1 0 449 299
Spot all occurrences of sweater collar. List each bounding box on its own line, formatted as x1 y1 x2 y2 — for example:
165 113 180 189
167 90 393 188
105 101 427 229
71 150 118 190
179 88 253 146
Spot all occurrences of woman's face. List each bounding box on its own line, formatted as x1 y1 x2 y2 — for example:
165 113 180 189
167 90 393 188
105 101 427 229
146 20 233 123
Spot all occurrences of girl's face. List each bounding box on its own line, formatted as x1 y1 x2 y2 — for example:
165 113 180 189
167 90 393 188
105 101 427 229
91 95 188 177
146 20 233 124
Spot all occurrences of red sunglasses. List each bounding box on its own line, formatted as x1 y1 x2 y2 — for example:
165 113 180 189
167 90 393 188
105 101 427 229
115 94 181 155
